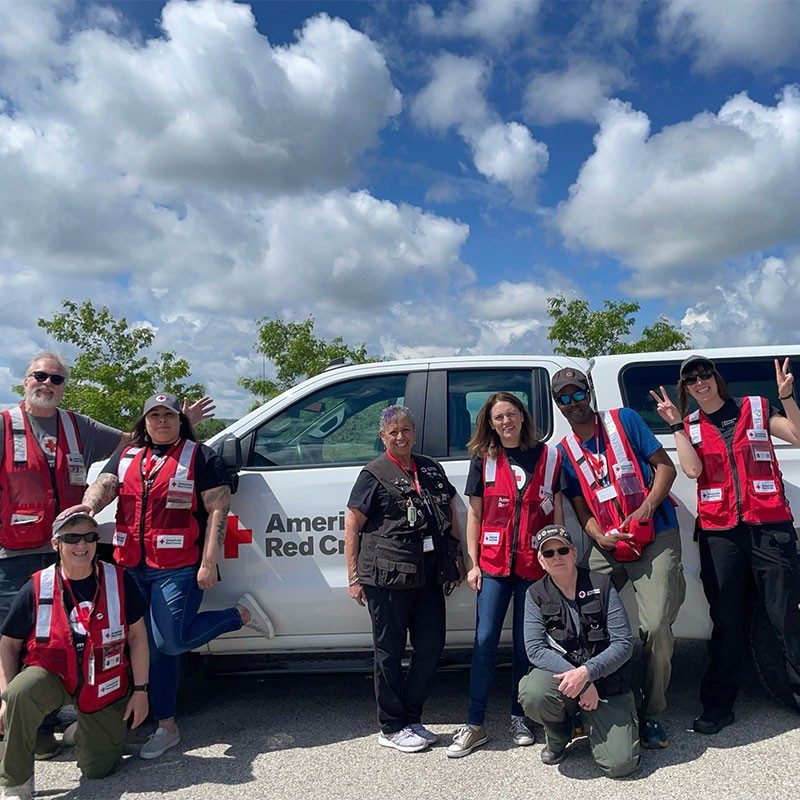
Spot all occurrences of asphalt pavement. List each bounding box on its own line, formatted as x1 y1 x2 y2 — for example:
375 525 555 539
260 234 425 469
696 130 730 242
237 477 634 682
29 640 800 800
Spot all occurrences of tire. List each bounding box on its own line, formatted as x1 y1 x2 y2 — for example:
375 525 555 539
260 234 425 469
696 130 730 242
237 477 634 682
749 599 800 712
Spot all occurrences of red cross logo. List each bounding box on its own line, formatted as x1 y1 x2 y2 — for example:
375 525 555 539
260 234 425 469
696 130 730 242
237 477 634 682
43 436 57 454
224 514 253 559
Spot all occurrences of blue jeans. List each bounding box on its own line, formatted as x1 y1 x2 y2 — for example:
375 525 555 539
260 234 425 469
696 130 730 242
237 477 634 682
467 574 532 725
128 564 242 721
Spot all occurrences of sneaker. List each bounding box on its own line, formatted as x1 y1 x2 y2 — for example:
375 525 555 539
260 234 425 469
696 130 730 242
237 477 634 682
377 726 429 753
34 730 59 760
510 715 535 746
408 723 439 744
445 724 489 758
640 718 669 749
237 593 273 638
540 743 567 766
61 720 78 747
692 711 735 735
140 726 181 759
1 777 33 800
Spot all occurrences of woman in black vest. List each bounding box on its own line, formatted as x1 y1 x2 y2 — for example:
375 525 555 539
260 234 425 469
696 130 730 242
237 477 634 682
344 405 462 753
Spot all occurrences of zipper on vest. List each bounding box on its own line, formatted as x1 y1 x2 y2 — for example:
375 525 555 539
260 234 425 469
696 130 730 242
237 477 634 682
138 479 152 566
510 491 523 575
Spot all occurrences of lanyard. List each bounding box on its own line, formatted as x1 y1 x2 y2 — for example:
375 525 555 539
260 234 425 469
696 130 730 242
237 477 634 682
141 441 181 482
386 451 422 494
577 416 607 484
60 565 100 645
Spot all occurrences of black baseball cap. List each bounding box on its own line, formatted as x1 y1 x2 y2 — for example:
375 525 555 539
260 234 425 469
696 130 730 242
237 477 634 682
143 391 181 415
533 525 575 551
679 355 715 378
52 511 98 538
551 368 589 396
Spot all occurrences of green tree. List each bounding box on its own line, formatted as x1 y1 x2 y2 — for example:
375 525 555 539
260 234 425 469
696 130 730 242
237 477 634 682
23 300 204 429
546 295 690 358
240 316 375 406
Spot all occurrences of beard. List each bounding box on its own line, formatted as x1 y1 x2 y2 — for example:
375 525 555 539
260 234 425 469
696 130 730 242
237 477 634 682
25 387 60 411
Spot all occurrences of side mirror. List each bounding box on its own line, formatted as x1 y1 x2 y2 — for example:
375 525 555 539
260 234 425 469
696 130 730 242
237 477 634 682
212 436 242 495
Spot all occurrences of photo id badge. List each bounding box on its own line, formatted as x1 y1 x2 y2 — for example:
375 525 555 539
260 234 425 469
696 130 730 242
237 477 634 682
67 453 87 486
423 536 434 553
166 478 194 510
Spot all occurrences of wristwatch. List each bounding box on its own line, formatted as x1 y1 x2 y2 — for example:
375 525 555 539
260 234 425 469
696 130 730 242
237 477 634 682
132 683 150 693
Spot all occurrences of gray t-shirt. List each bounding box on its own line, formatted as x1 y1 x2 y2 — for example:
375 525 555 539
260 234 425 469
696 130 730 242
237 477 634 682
0 409 123 559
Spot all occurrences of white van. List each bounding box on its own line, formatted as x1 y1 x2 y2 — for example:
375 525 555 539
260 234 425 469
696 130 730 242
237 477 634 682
95 345 800 705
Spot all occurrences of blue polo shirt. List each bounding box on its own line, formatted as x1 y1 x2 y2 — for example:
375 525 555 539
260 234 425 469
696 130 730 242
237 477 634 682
558 407 678 534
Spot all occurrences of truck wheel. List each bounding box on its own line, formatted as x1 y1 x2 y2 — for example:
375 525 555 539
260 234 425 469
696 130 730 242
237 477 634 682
749 599 800 712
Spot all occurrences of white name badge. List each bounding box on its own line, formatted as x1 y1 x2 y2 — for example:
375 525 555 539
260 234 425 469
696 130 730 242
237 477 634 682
112 531 127 547
747 429 769 441
753 480 777 493
596 485 618 503
423 536 434 553
482 531 501 546
97 675 121 698
67 453 87 486
485 458 497 484
156 534 185 549
166 478 194 510
540 498 554 516
102 627 125 645
613 461 635 477
700 488 723 502
10 513 38 525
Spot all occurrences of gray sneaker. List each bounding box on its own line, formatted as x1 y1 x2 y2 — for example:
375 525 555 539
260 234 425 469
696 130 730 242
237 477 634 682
34 730 59 760
510 715 535 746
140 726 181 759
408 723 439 744
2 777 33 800
377 726 429 752
446 724 489 758
237 593 274 638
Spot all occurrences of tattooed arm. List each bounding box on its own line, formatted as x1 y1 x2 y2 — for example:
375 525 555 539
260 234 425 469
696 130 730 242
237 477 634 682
57 473 120 519
197 484 232 591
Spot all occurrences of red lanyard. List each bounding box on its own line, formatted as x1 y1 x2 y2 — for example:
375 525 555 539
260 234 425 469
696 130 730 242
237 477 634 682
578 416 607 482
141 441 181 482
386 452 421 494
60 566 100 644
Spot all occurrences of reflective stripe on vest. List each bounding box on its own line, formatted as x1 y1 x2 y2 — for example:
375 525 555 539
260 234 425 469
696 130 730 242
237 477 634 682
35 564 56 642
175 440 196 479
117 447 143 483
8 406 27 464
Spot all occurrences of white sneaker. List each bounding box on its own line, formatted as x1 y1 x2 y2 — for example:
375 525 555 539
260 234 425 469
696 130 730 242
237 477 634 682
511 715 535 746
377 726 429 752
237 594 274 638
2 777 33 800
140 726 181 759
408 723 439 744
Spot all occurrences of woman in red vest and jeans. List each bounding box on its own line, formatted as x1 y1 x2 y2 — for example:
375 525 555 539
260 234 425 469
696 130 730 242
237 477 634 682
447 392 562 757
652 355 800 734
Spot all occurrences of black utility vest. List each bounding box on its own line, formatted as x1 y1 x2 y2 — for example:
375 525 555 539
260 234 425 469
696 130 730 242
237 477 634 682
528 568 631 697
356 453 453 590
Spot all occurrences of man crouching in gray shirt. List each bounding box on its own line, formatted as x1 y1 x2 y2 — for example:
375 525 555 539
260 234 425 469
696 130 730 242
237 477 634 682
518 525 640 778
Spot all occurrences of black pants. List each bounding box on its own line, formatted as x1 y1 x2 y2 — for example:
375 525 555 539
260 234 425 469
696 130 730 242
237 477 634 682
699 521 800 716
363 565 446 734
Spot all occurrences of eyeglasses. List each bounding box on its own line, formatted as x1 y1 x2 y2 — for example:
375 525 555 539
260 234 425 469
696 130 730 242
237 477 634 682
555 390 588 406
540 546 572 558
29 371 66 386
58 531 100 544
683 369 714 386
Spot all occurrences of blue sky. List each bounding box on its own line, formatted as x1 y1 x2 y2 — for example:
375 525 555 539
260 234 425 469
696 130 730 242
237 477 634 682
0 0 799 415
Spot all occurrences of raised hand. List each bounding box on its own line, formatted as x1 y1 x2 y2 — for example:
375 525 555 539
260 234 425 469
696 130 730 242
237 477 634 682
775 358 794 399
183 396 216 426
649 385 681 426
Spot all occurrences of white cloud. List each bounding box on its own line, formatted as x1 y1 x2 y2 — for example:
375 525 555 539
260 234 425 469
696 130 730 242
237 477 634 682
681 255 800 347
659 0 800 70
412 0 542 45
412 53 548 201
555 86 800 284
524 61 629 125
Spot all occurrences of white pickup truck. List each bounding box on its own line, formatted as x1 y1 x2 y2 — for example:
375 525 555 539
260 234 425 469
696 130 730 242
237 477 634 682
96 345 800 704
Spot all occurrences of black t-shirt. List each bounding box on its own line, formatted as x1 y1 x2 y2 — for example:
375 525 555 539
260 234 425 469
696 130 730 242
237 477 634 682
464 444 544 497
0 569 146 650
102 441 232 535
704 397 781 448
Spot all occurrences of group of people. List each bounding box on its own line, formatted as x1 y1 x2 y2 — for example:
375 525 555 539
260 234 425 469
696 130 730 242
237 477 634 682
346 355 800 779
0 354 271 800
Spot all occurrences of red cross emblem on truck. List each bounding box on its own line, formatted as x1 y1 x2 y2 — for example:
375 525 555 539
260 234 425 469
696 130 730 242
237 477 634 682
224 514 253 559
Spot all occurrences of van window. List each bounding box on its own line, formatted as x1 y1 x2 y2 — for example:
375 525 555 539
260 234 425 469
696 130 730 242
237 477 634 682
620 356 799 434
447 369 551 456
249 373 408 467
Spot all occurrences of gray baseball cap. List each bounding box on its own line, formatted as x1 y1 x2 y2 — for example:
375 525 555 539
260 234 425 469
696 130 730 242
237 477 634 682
52 511 98 538
143 391 181 415
679 355 715 378
533 524 575 551
551 368 589 396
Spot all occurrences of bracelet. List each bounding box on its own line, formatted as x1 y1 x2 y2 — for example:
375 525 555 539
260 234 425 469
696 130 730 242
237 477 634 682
669 422 684 433
779 393 794 401
132 683 149 693
348 573 360 586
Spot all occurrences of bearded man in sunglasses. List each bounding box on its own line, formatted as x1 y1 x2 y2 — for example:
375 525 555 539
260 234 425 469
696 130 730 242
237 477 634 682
0 512 149 800
0 353 212 758
551 368 685 752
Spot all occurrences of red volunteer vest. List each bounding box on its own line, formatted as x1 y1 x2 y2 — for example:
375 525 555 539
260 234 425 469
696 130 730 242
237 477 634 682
561 409 651 536
686 396 792 530
0 406 86 550
24 562 130 713
479 444 561 580
113 440 201 569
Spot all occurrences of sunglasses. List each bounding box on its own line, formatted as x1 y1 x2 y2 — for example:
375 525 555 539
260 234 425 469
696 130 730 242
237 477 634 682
683 369 714 386
29 371 66 386
58 531 100 544
556 390 588 406
541 546 572 558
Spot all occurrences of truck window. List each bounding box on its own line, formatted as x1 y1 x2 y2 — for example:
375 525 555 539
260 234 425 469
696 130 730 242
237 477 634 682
249 373 409 467
620 356 799 435
447 369 551 456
